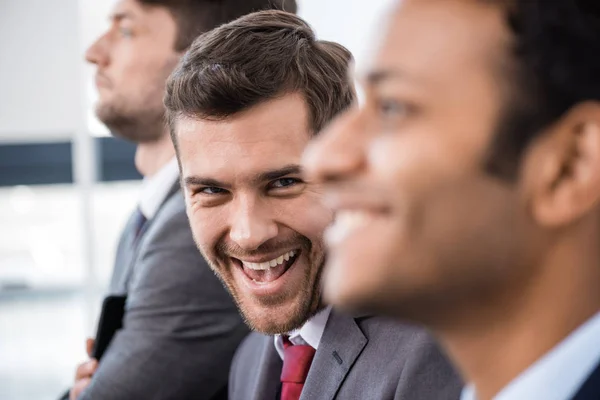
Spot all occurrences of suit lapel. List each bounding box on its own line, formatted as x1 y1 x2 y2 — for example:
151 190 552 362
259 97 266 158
300 310 367 400
108 211 139 294
250 335 283 400
572 360 600 400
114 180 182 293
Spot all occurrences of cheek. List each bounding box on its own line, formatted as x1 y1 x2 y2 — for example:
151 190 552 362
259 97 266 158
108 45 139 81
186 204 227 258
368 128 483 184
275 194 333 240
111 45 172 89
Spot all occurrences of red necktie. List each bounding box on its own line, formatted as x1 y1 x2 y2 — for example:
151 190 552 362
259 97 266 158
280 336 316 400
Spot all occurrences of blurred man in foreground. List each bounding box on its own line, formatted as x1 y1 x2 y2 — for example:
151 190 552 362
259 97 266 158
304 0 600 399
68 1 296 399
165 10 462 400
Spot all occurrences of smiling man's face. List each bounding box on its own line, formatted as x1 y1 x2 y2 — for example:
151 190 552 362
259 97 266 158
176 93 332 334
302 0 540 323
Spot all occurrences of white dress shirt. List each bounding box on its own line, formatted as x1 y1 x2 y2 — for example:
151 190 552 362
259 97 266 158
274 306 332 359
461 311 600 400
138 157 180 220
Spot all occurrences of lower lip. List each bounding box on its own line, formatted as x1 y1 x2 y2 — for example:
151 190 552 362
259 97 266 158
233 253 301 297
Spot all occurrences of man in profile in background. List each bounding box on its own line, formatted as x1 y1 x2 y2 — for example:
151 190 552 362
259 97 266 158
166 10 462 400
66 1 297 399
304 0 600 399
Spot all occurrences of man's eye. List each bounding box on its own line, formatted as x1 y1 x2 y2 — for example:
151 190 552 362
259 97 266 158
118 27 133 38
270 178 301 189
376 98 409 118
199 187 227 195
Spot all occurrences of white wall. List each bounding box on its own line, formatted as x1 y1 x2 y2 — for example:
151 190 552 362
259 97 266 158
0 0 80 142
0 0 394 142
298 0 394 69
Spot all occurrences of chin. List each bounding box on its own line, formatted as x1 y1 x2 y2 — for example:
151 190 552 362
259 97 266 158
245 311 305 335
324 282 367 313
323 260 367 308
241 295 318 335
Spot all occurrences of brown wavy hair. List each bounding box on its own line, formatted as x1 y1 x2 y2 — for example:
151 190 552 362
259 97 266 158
164 9 355 150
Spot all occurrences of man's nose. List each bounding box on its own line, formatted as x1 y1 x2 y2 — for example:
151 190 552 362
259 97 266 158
228 196 279 251
85 33 110 67
303 110 367 184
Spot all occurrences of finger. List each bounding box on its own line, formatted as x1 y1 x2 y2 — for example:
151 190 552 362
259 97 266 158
86 338 95 358
75 359 98 380
69 377 91 400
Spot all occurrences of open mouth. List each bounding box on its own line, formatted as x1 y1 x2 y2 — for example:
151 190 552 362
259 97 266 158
232 250 300 285
325 210 374 246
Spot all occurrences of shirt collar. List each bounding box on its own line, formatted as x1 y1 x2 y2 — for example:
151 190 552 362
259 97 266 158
274 306 332 360
138 157 179 219
461 310 600 400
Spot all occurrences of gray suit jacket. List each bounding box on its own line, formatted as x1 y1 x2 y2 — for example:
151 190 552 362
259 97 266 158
229 309 462 400
80 183 249 400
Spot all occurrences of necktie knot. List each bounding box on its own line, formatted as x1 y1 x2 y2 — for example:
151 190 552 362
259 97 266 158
280 336 316 400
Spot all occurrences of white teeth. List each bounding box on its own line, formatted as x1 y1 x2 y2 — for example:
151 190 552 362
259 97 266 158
325 211 371 246
241 250 297 271
259 261 271 270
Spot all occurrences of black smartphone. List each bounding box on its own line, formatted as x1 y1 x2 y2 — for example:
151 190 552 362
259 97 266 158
92 295 127 360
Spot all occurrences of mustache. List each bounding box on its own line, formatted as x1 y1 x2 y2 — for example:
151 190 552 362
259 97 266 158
216 233 312 259
95 71 113 88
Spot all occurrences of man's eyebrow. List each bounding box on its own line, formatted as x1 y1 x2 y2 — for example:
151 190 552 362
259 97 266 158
183 176 231 189
254 164 303 184
365 69 408 87
110 11 135 23
182 165 302 189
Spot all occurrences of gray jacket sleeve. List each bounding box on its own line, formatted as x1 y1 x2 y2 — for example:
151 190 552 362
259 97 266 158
80 194 249 400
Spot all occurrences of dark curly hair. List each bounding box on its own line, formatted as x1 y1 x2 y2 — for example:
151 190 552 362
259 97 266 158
485 0 600 179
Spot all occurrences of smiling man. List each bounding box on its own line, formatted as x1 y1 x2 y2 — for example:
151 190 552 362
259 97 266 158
66 1 296 400
303 0 600 400
165 10 462 400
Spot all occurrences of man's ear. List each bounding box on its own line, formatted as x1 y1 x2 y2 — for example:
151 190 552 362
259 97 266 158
523 102 600 227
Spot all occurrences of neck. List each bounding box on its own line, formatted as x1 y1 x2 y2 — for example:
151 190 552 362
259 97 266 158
135 133 175 177
437 230 600 400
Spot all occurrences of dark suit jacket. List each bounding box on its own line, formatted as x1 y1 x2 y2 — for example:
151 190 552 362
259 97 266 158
572 360 600 400
79 183 249 400
229 309 462 400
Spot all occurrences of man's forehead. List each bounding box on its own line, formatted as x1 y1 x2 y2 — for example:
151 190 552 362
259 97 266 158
110 0 173 26
110 0 138 20
176 97 312 149
177 115 309 177
370 0 509 86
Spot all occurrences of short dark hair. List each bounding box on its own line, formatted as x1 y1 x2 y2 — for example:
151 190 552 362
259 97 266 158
164 10 355 149
485 0 600 179
139 0 298 51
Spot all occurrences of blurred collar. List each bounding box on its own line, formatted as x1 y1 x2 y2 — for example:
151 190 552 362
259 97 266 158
461 311 600 400
138 157 179 219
